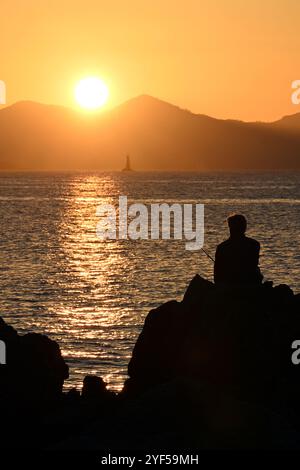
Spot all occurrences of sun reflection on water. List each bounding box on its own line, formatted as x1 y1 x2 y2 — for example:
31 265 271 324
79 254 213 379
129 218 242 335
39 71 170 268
0 171 299 391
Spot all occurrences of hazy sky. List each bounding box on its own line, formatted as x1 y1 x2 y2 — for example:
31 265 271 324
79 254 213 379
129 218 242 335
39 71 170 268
0 0 299 121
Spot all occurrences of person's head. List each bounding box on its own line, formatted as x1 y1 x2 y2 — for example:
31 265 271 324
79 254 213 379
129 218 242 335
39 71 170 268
227 214 247 237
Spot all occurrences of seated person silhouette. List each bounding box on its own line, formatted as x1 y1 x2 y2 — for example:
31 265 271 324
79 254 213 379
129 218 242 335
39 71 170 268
214 214 263 286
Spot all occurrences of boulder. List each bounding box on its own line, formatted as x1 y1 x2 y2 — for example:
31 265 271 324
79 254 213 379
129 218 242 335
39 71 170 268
82 375 115 404
0 317 69 406
123 275 300 410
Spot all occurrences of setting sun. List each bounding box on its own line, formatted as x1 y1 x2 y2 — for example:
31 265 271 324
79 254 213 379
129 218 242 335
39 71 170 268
75 77 109 110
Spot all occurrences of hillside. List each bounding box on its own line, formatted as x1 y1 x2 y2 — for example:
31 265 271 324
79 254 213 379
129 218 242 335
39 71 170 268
0 95 300 170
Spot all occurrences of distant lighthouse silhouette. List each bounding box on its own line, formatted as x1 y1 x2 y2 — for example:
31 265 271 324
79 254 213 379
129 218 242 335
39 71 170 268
122 155 133 172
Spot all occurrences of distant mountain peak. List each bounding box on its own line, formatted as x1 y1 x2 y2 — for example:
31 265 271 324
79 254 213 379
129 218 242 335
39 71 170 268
0 100 72 115
0 95 300 171
273 112 300 131
113 94 195 121
131 94 170 103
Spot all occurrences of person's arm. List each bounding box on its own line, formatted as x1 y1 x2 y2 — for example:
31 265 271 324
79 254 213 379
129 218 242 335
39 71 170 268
252 240 260 267
214 245 221 284
251 240 263 283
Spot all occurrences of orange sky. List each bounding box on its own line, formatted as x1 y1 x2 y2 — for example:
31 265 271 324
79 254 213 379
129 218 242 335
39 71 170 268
0 0 299 121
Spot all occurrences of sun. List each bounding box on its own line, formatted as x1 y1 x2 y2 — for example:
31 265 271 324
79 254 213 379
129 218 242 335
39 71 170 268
75 77 109 110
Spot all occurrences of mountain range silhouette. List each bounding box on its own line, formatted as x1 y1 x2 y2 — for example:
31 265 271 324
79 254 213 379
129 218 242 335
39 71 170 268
1 95 300 170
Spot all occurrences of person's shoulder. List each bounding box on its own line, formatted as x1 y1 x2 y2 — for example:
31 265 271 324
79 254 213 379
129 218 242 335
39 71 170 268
216 239 231 250
245 236 260 248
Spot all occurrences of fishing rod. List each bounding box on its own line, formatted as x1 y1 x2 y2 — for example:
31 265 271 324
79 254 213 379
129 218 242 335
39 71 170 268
201 247 215 263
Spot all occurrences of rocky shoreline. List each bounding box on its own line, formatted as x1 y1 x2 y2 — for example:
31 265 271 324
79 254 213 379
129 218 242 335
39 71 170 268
1 275 300 450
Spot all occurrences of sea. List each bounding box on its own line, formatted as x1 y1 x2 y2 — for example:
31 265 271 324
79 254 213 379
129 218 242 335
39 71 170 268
0 171 299 391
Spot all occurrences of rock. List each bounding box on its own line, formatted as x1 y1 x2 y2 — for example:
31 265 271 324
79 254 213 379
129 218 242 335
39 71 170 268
123 300 184 396
1 275 300 450
82 375 115 403
66 387 81 401
182 273 215 308
0 317 69 406
123 275 300 411
273 284 294 303
51 378 300 450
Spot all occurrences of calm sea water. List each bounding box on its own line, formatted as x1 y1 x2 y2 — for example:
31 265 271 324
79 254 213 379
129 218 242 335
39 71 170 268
0 171 299 391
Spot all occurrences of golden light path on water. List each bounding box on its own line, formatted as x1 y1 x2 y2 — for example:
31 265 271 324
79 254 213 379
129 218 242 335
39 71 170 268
0 171 299 391
52 175 136 391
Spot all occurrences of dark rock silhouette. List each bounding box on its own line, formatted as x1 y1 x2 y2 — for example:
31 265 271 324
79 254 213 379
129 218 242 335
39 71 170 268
82 375 115 404
82 375 107 398
1 275 300 450
123 275 300 410
0 318 69 406
0 318 70 449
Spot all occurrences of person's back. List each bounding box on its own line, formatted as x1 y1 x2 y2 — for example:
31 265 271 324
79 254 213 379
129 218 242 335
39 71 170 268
214 214 262 285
